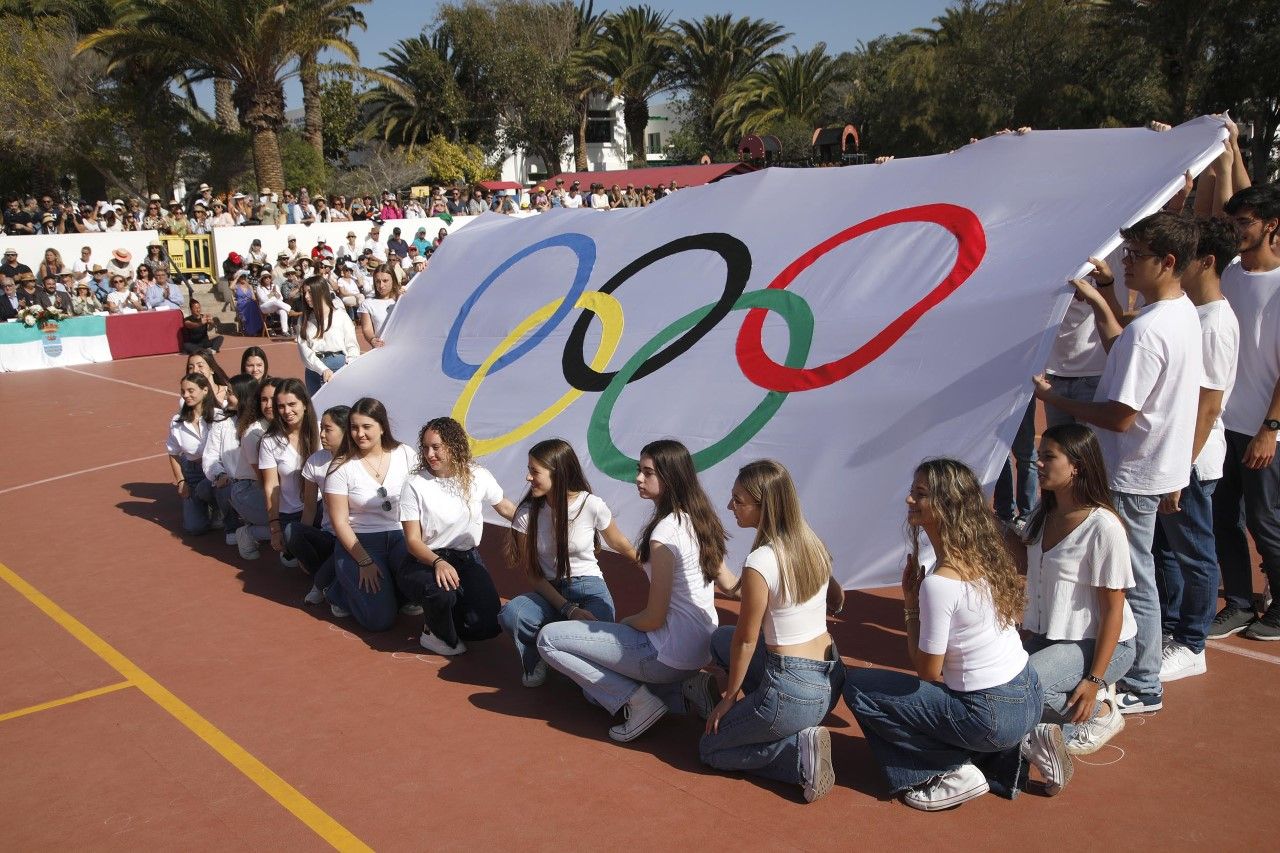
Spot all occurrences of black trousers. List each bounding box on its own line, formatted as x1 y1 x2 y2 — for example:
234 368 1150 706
394 547 502 647
287 523 336 589
1212 429 1280 610
182 336 224 354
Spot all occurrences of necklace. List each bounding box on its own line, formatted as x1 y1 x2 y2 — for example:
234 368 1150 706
361 449 388 484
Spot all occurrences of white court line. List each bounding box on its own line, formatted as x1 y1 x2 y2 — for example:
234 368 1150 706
0 453 168 496
60 366 175 397
1208 640 1280 666
114 339 292 365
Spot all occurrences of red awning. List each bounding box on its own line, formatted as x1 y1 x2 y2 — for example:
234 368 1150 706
477 180 522 191
543 163 756 190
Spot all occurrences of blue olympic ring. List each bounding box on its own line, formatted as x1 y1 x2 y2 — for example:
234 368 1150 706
441 233 596 380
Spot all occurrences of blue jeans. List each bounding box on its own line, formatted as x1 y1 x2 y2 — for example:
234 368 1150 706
1213 429 1280 610
1024 634 1136 739
303 351 347 397
212 481 242 534
537 621 700 715
1154 469 1218 652
229 478 270 541
178 457 215 535
328 529 407 632
1111 491 1162 698
699 626 845 786
843 663 1041 798
1043 374 1101 429
995 398 1039 522
498 575 615 676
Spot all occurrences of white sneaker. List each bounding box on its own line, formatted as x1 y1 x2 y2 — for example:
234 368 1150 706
400 602 424 616
419 630 466 656
329 603 349 618
1066 699 1125 756
1020 723 1073 795
279 554 300 569
235 525 260 560
1159 642 1206 682
224 531 237 546
798 726 835 803
608 685 668 742
303 585 325 606
903 763 989 811
681 671 719 720
522 660 547 688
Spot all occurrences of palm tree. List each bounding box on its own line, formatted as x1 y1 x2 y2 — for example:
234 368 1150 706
716 44 845 142
78 0 361 191
674 14 789 152
567 0 606 171
588 5 677 167
363 31 474 151
294 0 368 159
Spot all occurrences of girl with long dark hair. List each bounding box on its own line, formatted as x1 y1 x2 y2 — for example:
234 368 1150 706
538 439 736 742
296 405 351 607
230 375 279 560
498 439 638 686
395 417 517 655
1013 423 1136 756
324 397 417 631
240 346 268 381
843 458 1052 811
202 373 260 546
296 275 359 395
259 378 319 568
185 350 230 408
697 460 845 803
166 372 217 535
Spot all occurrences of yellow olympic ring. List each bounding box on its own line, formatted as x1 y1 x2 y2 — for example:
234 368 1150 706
453 290 624 457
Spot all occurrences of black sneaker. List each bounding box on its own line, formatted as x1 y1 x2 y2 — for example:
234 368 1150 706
1207 605 1255 639
1244 605 1280 642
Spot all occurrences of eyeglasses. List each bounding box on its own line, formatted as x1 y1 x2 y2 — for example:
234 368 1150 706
1121 247 1160 262
376 486 392 512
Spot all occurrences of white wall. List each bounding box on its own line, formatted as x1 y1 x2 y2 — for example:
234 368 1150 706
3 230 163 278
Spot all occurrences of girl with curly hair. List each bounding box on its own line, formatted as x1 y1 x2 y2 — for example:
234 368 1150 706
395 417 517 655
843 458 1053 811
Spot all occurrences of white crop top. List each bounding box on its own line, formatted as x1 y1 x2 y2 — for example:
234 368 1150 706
743 544 827 646
918 572 1028 692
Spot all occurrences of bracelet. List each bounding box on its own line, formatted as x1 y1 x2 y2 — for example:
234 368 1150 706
1083 674 1107 687
268 518 281 527
431 556 444 568
561 601 578 618
356 558 373 568
903 608 920 621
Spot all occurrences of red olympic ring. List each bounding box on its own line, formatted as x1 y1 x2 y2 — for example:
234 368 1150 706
735 203 986 393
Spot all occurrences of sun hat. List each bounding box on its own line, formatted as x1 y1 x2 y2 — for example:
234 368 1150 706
111 248 132 263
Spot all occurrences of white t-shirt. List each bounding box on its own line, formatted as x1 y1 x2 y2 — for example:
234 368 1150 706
238 421 267 479
166 415 206 461
201 414 241 481
1220 259 1280 440
399 465 503 550
258 432 305 514
301 449 335 532
324 443 417 533
1045 298 1106 377
645 513 717 670
1093 294 1202 495
510 493 611 580
1193 299 1240 481
1023 509 1138 643
563 194 583 209
918 573 1028 692
358 297 396 337
743 544 827 646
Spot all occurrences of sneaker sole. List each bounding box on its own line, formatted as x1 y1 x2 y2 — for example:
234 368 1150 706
608 703 667 743
682 673 719 721
802 727 835 803
904 779 990 811
1206 623 1253 640
1036 726 1073 796
1159 662 1207 682
1244 629 1280 641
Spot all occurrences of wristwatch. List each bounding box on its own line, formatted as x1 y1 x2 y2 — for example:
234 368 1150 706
1083 674 1107 687
1264 419 1280 432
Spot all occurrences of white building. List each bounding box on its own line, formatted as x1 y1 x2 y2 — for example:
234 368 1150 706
497 95 680 184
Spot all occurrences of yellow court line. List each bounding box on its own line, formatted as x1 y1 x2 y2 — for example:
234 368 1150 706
0 561 371 852
0 680 133 723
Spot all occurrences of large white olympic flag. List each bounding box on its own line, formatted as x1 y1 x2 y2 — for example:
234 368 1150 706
317 117 1228 589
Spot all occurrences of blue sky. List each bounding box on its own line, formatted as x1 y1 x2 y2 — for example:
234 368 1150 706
243 0 954 112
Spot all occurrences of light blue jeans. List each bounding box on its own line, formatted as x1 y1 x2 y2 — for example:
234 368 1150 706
698 626 845 786
536 621 701 715
1111 491 1162 699
1024 634 1136 739
498 575 615 676
1044 374 1101 428
229 478 270 541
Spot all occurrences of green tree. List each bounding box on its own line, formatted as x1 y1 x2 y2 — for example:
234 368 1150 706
363 32 474 150
717 44 845 142
588 5 677 167
567 0 607 171
294 0 368 159
319 74 363 164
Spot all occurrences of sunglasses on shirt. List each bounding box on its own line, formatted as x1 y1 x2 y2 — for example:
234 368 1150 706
377 486 392 512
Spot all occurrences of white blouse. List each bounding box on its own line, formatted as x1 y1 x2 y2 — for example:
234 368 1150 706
166 415 207 461
297 309 360 375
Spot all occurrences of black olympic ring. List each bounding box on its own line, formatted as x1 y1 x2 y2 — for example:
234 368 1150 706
561 233 752 392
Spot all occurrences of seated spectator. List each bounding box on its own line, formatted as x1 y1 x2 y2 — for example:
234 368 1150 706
38 276 74 313
182 299 224 353
142 242 171 277
15 272 41 307
387 227 409 259
106 275 142 313
1 248 32 279
4 198 35 235
108 248 134 283
334 263 362 315
211 199 235 228
466 189 486 216
433 227 447 251
311 238 334 261
146 268 184 311
1 277 19 320
56 270 75 293
164 201 189 236
446 188 467 216
70 281 100 316
141 196 166 230
89 265 111 302
590 183 610 210
37 248 65 281
246 239 269 267
70 246 93 284
337 231 361 263
255 270 293 336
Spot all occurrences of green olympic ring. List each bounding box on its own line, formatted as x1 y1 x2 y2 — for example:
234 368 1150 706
587 288 814 481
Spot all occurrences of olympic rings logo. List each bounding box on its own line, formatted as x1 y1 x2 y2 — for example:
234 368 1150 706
447 203 986 482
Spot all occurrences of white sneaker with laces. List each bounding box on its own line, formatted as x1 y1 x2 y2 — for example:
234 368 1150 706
608 685 668 742
522 660 547 688
419 630 467 656
235 525 260 560
798 726 835 803
1066 698 1125 756
279 554 300 569
681 671 719 720
1020 723 1073 795
329 603 349 618
400 602 424 616
303 584 325 605
1159 641 1206 682
903 763 989 811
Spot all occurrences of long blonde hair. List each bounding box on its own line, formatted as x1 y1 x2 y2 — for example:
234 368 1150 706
736 459 830 604
910 458 1024 628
